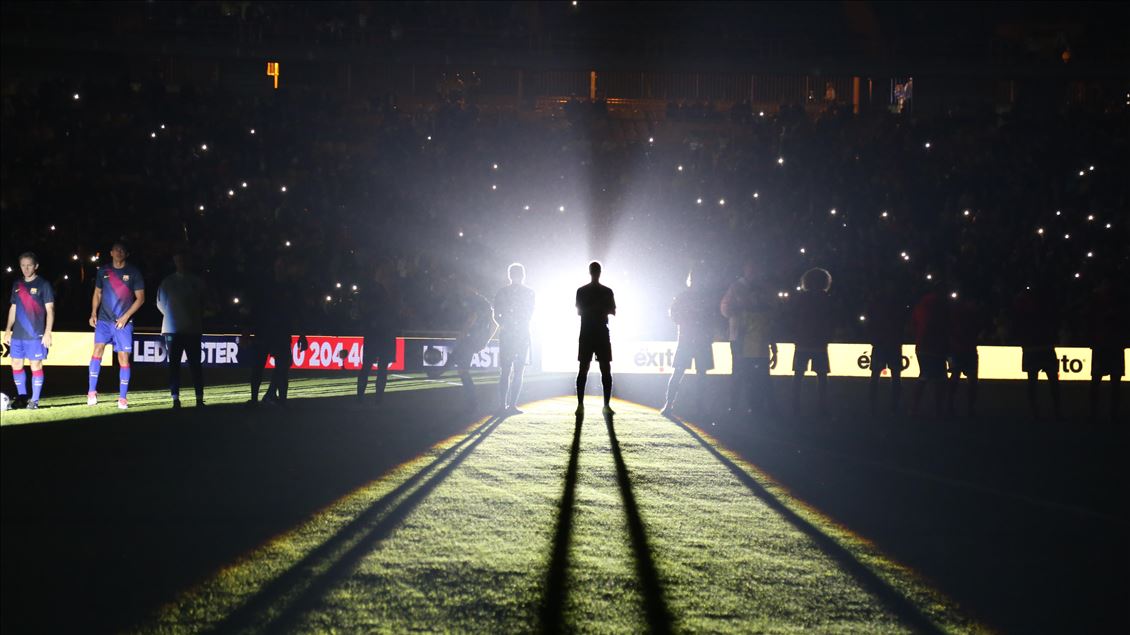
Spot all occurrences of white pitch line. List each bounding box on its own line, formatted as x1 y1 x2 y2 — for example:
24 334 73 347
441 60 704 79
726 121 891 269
390 373 465 388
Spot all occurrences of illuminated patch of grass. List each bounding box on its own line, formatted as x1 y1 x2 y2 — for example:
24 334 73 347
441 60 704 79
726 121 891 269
131 399 975 633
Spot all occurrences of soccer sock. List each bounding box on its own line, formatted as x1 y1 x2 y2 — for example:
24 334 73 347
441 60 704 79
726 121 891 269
31 370 44 402
12 368 27 396
119 366 131 400
88 357 102 393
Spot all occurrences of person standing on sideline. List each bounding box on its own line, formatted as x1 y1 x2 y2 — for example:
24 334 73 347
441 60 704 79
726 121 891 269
790 268 833 417
4 252 54 409
440 280 496 411
576 261 616 417
1012 284 1061 421
720 259 778 417
88 240 145 409
662 267 718 416
910 280 949 418
354 264 399 404
156 251 206 409
947 291 982 418
494 263 535 414
866 280 907 416
1084 276 1123 423
243 256 308 407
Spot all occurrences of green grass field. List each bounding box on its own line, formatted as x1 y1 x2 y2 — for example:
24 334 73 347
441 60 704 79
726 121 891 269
0 372 493 425
3 373 1124 633
108 396 975 633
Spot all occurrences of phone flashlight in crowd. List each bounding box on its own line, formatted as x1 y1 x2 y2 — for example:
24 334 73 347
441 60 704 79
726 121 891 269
233 297 240 304
719 199 726 206
73 93 80 100
160 124 165 129
523 205 530 210
491 184 497 190
799 247 806 254
759 111 765 116
881 211 889 218
753 191 759 198
926 273 933 281
200 144 208 151
558 205 565 212
335 282 342 288
250 128 256 134
50 225 55 230
198 205 205 211
228 190 234 197
241 181 248 188
963 209 971 216
648 137 654 143
951 292 959 299
1078 171 1085 176
1087 214 1095 221
72 254 78 260
830 208 837 215
924 141 931 149
325 296 332 302
285 240 291 247
696 198 703 204
492 163 498 169
859 315 866 321
150 132 157 139
280 186 287 192
677 165 684 171
1089 165 1095 171
1037 227 1044 235
777 157 785 165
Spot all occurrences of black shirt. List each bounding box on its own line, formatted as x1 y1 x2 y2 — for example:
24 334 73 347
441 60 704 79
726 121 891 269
576 282 616 330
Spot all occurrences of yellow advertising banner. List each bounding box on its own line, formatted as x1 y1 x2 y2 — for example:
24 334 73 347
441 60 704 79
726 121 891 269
543 339 1127 382
1 332 113 366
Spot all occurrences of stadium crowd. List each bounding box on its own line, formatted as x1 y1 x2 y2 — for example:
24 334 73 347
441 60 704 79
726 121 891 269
2 74 1127 416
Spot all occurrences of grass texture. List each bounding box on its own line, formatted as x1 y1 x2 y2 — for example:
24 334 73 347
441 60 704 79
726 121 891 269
111 396 977 634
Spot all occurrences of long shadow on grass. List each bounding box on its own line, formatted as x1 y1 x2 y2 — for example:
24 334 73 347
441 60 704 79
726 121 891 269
606 412 674 635
539 413 583 634
666 415 944 635
206 414 507 634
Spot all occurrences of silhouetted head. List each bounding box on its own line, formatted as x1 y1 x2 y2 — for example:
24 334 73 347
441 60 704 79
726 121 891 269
800 267 832 293
172 250 191 274
508 262 526 284
589 260 602 280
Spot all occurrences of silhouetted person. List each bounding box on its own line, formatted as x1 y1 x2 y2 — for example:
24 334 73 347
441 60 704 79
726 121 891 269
1084 277 1124 423
947 292 982 418
244 256 308 407
494 263 535 414
576 261 616 417
441 281 496 411
720 260 778 417
910 282 949 418
354 265 399 404
662 268 717 416
790 268 833 417
156 251 206 409
865 280 907 416
1012 284 1060 420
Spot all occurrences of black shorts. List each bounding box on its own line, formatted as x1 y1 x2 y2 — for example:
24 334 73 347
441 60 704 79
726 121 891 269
450 333 490 368
578 326 612 362
1092 346 1126 379
793 347 829 374
948 349 978 378
499 333 530 366
870 344 902 372
674 338 714 371
1022 347 1058 376
361 333 396 360
916 349 947 380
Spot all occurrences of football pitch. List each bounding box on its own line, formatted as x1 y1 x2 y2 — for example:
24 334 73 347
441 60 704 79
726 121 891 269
1 374 1126 633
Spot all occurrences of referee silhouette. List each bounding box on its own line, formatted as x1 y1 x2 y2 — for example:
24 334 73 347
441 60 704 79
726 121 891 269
575 261 616 417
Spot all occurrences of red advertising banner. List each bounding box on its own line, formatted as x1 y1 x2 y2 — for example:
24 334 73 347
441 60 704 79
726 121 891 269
266 336 406 371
